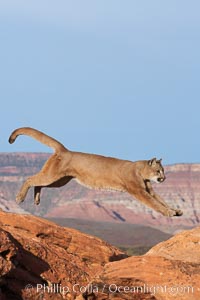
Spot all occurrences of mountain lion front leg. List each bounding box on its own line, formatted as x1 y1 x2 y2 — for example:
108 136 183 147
153 192 183 216
128 187 181 217
145 181 183 216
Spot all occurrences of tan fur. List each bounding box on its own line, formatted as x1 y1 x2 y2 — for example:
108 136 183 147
9 127 183 217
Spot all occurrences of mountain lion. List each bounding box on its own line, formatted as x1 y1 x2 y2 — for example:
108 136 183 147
9 127 183 217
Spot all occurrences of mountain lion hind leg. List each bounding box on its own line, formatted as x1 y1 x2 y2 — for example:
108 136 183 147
16 154 70 204
16 172 63 204
34 186 41 205
34 176 73 205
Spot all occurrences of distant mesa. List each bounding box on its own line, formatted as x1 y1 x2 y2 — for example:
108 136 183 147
0 153 200 232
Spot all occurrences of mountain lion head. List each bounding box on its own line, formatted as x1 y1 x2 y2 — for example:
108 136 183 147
147 158 166 183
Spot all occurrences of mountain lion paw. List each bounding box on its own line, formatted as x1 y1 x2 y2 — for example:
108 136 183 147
164 209 183 217
16 194 25 204
175 209 183 216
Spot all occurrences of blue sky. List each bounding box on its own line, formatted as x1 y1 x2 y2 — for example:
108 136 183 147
0 1 200 164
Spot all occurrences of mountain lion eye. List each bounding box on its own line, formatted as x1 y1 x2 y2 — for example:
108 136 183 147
157 170 160 174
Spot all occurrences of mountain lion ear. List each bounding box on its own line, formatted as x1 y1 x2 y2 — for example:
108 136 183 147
157 158 162 163
148 158 157 166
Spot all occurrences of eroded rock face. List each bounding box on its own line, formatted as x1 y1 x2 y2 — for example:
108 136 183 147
146 226 200 263
0 209 200 300
97 256 200 300
0 210 126 300
92 226 200 300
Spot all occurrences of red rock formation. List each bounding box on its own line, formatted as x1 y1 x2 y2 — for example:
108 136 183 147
146 226 200 263
1 209 200 300
0 209 126 300
97 255 200 299
92 226 200 299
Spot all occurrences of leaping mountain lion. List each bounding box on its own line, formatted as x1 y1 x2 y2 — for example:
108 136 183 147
9 127 183 217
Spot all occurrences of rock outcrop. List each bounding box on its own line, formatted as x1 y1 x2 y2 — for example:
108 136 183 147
0 209 200 300
93 226 200 299
97 255 200 299
146 226 200 263
0 209 126 300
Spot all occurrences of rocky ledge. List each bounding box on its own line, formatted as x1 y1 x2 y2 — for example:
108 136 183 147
0 210 200 300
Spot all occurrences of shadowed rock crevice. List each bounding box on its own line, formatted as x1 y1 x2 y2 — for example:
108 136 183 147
0 229 50 300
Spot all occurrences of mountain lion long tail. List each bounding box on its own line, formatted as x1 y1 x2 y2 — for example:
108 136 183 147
9 127 67 152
